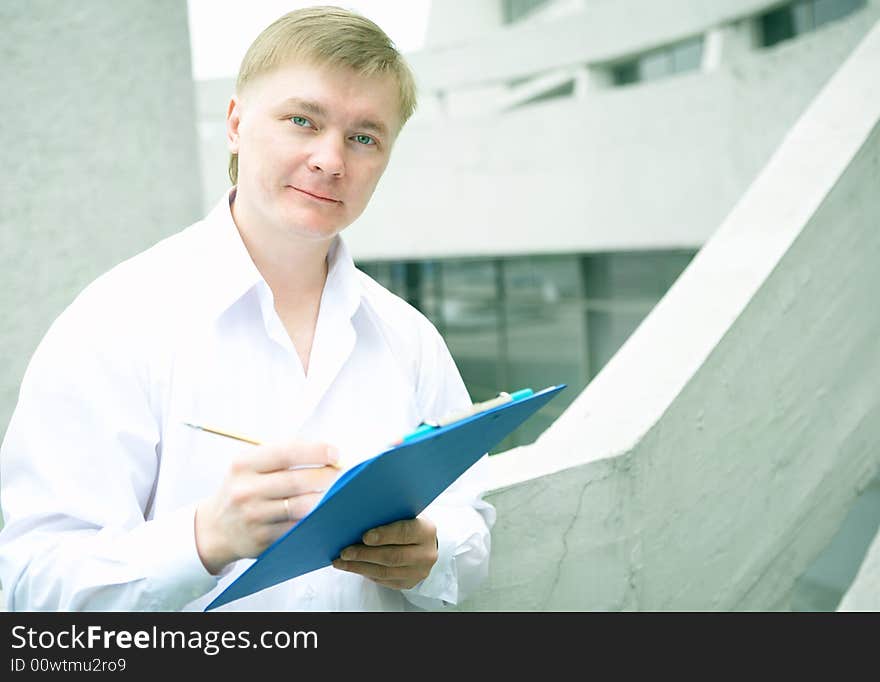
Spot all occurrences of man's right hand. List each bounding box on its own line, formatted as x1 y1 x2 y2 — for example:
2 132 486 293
194 440 341 575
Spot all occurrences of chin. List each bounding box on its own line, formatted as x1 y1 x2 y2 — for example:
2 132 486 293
290 219 345 241
277 207 343 236
301 227 343 242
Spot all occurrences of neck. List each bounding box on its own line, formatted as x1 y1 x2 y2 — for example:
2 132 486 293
230 189 332 301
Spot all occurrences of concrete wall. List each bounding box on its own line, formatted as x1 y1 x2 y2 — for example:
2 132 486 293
452 19 880 610
0 0 203 438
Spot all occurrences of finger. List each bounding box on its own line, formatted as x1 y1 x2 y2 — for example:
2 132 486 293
331 559 400 582
338 544 417 568
255 467 339 499
247 492 325 525
363 518 431 546
248 441 340 474
280 492 325 522
331 560 426 589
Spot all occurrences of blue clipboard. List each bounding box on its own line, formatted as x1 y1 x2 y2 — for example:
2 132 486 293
205 384 566 610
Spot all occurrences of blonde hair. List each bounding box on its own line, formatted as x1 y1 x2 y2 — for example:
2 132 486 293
228 6 418 185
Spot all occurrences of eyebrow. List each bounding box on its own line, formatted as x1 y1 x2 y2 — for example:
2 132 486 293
279 97 390 137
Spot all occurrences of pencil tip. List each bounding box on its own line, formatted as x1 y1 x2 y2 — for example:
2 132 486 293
182 422 199 429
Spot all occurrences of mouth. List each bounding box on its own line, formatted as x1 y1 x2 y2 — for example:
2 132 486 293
288 185 342 204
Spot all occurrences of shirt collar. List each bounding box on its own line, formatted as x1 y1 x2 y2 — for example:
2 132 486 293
323 231 363 323
195 188 363 322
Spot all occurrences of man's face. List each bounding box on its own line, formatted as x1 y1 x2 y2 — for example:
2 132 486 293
226 61 401 242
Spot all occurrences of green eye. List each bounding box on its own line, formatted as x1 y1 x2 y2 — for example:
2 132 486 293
291 116 311 127
354 134 375 146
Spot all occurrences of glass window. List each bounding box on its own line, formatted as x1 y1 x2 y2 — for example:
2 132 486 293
587 308 651 376
611 37 703 87
504 256 581 303
583 251 693 302
388 262 408 297
671 37 703 73
582 251 694 377
759 4 798 47
363 250 697 453
504 301 587 448
611 60 639 86
356 262 392 290
640 50 673 81
759 0 865 47
414 261 444 330
813 0 866 26
503 0 550 25
792 1 815 33
441 260 502 403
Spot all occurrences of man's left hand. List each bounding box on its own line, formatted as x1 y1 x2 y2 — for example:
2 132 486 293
332 516 438 590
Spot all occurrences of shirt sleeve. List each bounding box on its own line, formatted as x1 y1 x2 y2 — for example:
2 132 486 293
400 322 496 610
0 299 218 611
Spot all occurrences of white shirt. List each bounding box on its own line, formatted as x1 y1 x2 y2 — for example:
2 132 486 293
0 190 495 611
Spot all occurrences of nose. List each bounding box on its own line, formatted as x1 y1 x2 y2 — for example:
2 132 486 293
308 133 345 177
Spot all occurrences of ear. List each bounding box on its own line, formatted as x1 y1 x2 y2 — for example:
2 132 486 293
226 95 243 154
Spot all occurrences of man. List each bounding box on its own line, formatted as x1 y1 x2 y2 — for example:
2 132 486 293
0 7 494 611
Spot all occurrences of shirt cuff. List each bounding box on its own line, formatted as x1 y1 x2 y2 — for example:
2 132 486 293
131 504 219 610
401 522 459 609
401 504 489 610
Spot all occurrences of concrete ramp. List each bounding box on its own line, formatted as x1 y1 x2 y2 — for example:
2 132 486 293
458 18 880 611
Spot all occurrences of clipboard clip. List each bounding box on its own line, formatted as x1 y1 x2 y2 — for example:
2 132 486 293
394 388 535 444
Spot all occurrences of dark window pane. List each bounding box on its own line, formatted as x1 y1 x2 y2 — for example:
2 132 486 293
357 261 392 290
356 262 376 279
614 37 703 87
759 5 797 47
417 261 444 328
388 262 408 297
504 302 586 448
401 262 423 310
583 251 694 301
504 256 581 303
587 308 650 377
441 260 501 402
612 60 639 86
358 260 444 330
442 260 497 298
